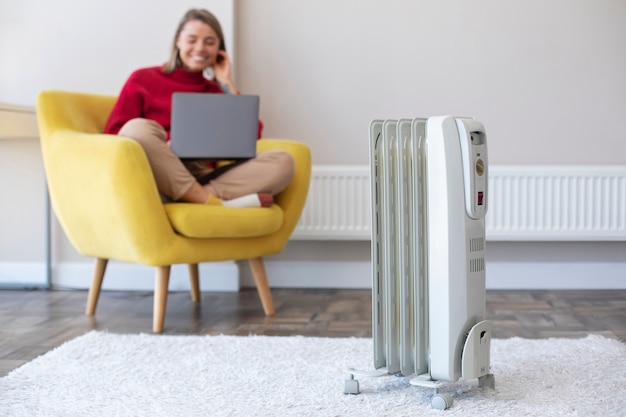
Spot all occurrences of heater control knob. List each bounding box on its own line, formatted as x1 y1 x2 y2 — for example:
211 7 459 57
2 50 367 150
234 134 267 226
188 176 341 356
475 158 485 176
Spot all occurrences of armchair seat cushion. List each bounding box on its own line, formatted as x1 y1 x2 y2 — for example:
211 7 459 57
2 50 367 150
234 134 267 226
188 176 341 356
164 203 284 238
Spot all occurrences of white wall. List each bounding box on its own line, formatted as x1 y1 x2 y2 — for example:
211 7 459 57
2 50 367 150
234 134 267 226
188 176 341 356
236 0 626 165
234 0 626 290
0 0 234 106
1 0 625 290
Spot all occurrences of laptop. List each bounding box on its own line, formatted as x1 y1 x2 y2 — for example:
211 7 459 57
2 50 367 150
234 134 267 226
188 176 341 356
170 92 259 159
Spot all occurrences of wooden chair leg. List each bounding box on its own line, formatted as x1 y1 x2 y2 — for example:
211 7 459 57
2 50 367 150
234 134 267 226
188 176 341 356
248 257 275 316
85 258 108 316
153 265 171 333
188 263 200 303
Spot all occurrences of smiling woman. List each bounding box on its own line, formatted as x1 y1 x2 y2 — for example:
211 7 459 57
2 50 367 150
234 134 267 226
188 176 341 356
167 10 238 96
164 10 227 82
102 8 296 209
176 21 222 72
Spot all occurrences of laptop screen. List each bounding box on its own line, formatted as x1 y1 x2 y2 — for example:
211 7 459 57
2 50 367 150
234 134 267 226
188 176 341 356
170 93 259 159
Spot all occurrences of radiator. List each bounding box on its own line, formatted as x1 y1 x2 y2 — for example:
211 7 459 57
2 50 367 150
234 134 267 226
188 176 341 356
488 166 626 240
344 116 493 410
292 165 371 240
292 165 626 241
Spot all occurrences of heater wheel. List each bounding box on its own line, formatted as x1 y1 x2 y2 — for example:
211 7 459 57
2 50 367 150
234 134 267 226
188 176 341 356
431 393 453 410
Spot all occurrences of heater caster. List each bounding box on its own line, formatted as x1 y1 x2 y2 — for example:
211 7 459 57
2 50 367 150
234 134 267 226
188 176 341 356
431 393 453 410
344 374 360 395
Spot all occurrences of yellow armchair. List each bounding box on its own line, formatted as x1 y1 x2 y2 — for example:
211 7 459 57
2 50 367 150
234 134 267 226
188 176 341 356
36 90 311 333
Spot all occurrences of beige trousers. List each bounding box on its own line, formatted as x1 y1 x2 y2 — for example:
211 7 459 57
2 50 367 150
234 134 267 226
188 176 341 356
117 118 295 201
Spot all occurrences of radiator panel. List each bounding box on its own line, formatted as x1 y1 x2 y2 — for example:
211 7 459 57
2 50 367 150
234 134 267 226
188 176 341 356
487 166 626 240
292 165 370 240
292 166 626 241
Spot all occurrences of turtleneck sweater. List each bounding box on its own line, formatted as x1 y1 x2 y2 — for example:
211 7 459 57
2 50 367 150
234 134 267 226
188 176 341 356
103 66 224 138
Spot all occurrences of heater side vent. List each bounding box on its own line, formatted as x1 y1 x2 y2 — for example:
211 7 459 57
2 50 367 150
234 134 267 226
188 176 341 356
469 237 486 273
469 237 485 253
469 257 485 273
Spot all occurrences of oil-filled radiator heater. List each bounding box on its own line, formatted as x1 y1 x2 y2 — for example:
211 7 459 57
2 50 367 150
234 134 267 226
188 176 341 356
344 116 494 410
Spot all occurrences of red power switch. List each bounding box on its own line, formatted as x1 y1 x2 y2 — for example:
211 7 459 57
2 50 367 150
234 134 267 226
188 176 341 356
477 191 484 206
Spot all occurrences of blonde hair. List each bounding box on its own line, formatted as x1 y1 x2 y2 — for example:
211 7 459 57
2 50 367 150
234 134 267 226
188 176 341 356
162 9 226 73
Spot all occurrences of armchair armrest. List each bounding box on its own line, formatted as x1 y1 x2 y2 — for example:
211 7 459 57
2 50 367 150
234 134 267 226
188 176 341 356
257 139 311 238
44 130 176 261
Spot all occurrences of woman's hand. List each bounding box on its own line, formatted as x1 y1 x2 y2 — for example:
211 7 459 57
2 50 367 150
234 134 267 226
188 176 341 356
212 50 238 94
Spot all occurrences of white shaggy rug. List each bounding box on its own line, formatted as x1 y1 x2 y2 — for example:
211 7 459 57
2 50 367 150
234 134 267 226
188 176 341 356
1 332 625 417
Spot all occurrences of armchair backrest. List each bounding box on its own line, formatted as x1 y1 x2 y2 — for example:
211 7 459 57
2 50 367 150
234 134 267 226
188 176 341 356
37 90 115 138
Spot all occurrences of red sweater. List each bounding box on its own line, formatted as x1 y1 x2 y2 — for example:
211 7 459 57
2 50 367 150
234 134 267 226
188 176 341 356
104 65 262 138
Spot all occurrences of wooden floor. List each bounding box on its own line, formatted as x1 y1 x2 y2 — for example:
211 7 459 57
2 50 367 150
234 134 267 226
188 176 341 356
1 288 625 377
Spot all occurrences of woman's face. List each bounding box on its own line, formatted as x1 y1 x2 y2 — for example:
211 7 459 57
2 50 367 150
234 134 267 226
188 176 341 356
176 19 221 72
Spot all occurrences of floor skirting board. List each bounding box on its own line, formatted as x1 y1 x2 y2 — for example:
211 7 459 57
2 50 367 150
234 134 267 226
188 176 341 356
0 261 239 292
485 262 626 290
2 261 625 291
240 260 626 290
0 262 47 288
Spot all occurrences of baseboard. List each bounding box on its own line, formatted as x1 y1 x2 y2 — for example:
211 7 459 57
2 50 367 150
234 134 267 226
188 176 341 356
0 261 240 292
0 262 48 288
485 262 626 290
2 260 626 291
240 261 372 289
56 261 240 292
241 260 626 290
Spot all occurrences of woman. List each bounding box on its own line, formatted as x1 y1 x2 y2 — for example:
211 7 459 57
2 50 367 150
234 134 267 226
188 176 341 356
104 8 295 208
